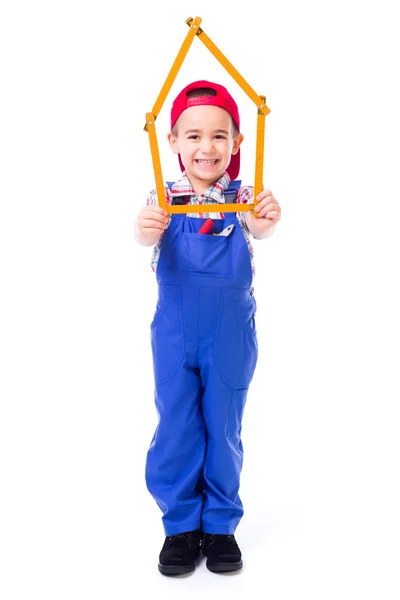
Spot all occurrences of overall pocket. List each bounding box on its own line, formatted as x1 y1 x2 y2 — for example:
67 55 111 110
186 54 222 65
227 389 249 442
213 299 258 390
150 298 184 385
179 231 233 278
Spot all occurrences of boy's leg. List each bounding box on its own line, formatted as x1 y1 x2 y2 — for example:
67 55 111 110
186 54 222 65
145 360 206 536
199 372 248 572
199 297 258 534
200 376 248 534
146 291 207 535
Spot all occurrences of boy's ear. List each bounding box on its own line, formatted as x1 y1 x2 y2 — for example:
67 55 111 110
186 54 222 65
231 133 244 156
168 132 180 155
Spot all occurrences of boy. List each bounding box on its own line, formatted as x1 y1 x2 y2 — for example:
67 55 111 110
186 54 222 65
134 80 281 575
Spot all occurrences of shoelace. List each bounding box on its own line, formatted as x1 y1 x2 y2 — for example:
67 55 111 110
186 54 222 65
205 534 235 547
165 531 197 547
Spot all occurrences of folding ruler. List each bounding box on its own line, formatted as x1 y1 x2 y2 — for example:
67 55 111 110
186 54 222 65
144 16 270 216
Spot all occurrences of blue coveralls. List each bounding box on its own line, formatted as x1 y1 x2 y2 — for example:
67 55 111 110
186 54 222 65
145 194 258 536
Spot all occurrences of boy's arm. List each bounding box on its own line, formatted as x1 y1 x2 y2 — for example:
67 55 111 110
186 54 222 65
237 186 277 239
134 220 160 246
134 187 171 246
245 214 276 239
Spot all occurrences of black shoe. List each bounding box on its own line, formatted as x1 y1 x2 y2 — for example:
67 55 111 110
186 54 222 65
201 533 243 573
158 529 201 575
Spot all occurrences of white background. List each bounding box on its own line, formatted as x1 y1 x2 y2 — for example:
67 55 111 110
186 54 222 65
1 1 399 598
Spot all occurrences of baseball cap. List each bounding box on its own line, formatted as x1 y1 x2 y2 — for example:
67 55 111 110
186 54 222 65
170 80 241 181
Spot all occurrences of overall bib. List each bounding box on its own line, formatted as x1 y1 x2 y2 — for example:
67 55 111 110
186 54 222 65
145 205 258 536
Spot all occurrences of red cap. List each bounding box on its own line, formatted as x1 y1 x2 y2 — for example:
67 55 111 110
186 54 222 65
170 80 240 181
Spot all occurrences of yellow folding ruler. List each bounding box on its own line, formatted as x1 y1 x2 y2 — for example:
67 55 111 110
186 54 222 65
145 16 270 216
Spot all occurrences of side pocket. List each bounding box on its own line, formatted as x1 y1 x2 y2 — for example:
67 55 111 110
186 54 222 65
150 297 184 385
214 300 259 390
150 300 167 330
227 389 249 442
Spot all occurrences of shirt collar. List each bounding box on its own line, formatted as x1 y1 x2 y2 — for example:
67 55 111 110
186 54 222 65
170 172 231 203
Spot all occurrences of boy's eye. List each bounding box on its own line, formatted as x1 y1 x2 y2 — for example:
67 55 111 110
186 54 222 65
215 135 226 140
188 135 200 140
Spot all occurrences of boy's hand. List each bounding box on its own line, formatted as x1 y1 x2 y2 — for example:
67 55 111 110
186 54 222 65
135 206 170 246
246 189 281 238
137 206 169 235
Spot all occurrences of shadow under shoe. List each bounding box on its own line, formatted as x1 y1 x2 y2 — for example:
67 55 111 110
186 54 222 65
201 533 243 573
158 529 201 576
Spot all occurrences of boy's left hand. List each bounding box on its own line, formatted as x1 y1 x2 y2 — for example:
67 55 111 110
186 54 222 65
246 189 281 233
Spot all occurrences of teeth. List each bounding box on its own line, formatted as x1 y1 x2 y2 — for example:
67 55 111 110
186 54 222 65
196 159 217 165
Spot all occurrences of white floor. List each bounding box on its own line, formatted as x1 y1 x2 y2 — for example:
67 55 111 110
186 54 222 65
2 363 399 600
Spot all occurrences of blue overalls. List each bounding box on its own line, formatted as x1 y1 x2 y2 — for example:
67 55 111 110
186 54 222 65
145 185 258 536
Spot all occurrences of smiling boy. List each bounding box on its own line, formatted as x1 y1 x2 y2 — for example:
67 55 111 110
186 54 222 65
134 80 281 575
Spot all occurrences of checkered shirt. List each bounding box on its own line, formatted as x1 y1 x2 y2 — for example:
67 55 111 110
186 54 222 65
146 172 256 277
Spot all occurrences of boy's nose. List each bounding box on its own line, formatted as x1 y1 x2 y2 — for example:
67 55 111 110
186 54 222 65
200 139 214 153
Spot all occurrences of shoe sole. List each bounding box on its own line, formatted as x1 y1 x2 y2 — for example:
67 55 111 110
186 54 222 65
206 560 243 573
158 562 195 576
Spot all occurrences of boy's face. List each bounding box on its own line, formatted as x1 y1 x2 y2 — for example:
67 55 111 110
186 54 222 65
168 105 243 193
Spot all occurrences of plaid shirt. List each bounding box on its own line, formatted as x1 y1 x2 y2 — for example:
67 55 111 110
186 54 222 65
146 172 256 276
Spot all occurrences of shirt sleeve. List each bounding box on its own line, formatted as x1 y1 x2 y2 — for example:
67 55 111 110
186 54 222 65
146 186 172 206
237 185 276 239
236 186 252 233
134 186 172 246
142 186 173 253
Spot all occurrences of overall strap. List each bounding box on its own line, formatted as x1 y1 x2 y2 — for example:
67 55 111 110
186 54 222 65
223 189 238 203
224 179 241 204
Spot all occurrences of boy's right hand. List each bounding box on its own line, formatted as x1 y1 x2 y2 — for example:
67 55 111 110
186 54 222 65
135 206 170 246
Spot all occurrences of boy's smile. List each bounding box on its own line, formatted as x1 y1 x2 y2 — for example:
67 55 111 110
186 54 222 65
195 159 218 166
168 105 243 194
193 157 221 173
